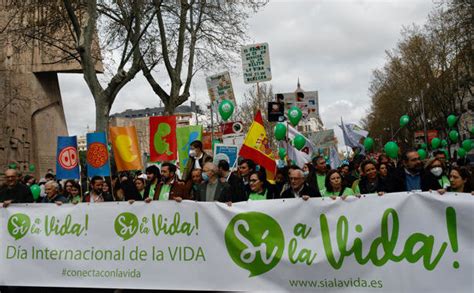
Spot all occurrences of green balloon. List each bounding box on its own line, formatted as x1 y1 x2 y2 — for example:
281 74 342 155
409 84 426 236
274 123 287 141
441 139 448 147
448 130 459 142
29 164 35 172
293 135 306 150
431 137 441 149
462 139 472 152
363 137 374 151
30 184 41 201
288 106 302 127
8 163 17 169
417 149 427 160
399 115 410 127
447 114 457 128
278 147 286 160
420 143 427 150
384 141 399 159
218 100 234 121
457 148 466 158
470 127 474 135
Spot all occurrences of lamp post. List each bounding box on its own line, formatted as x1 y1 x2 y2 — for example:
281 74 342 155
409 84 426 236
420 86 429 147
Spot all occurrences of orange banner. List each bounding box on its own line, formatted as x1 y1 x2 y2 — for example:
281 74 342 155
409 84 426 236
110 126 143 171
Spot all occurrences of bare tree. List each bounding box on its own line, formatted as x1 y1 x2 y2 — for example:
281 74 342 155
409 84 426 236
140 0 267 114
5 0 157 132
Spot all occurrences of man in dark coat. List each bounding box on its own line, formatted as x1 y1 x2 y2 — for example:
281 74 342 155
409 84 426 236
387 149 441 192
197 162 232 202
0 169 34 207
282 167 321 199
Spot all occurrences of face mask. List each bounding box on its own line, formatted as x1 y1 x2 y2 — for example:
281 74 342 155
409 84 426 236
202 173 209 182
189 149 196 158
303 171 309 177
430 167 443 177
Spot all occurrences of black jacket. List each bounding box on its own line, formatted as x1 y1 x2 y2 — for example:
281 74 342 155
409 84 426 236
387 167 441 192
0 183 34 203
281 183 321 198
357 175 388 194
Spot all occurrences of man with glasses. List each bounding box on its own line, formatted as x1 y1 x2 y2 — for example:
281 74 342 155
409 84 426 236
387 149 440 192
281 166 320 199
0 169 34 207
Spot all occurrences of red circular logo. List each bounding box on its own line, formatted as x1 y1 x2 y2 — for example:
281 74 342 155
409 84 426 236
58 147 78 170
86 142 108 168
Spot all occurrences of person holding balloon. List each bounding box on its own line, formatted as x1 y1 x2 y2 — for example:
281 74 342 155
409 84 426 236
0 168 35 207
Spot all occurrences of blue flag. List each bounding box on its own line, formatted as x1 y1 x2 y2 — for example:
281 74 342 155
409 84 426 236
56 136 80 180
86 132 110 177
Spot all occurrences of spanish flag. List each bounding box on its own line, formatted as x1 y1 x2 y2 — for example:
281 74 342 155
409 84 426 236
110 126 143 171
239 110 276 179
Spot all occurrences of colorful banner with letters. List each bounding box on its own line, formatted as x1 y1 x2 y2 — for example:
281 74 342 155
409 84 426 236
0 192 473 291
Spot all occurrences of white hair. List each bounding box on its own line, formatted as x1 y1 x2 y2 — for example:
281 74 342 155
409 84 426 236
45 180 59 191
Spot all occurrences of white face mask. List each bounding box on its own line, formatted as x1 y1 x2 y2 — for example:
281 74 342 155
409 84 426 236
430 167 443 177
189 149 196 158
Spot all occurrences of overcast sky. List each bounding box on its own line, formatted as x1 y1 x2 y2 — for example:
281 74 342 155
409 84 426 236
58 0 435 147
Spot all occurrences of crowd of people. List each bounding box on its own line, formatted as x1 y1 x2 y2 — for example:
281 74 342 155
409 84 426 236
1 140 473 208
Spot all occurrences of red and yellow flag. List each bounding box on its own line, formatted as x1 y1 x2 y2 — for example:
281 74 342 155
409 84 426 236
239 110 276 178
110 126 143 171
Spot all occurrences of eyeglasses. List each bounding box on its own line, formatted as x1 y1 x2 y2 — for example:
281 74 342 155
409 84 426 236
289 177 303 181
249 179 259 183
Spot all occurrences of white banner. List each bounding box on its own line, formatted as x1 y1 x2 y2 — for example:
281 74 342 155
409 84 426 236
1 192 473 292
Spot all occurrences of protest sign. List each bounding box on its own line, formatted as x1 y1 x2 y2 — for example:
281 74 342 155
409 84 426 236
307 129 337 149
56 136 80 179
205 71 236 106
276 91 319 120
241 43 271 84
213 144 239 168
86 132 110 177
0 193 472 291
149 116 177 162
110 126 143 171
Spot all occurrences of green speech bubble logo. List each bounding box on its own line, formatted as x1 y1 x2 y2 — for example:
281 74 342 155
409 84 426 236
8 213 31 240
114 212 139 241
225 212 285 277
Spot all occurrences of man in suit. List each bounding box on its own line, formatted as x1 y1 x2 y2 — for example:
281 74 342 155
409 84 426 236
387 149 441 192
197 162 231 202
